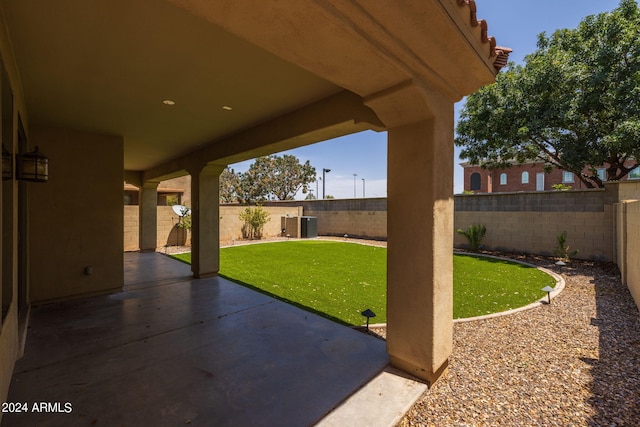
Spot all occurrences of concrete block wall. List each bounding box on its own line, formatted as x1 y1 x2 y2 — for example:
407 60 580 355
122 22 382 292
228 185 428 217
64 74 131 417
123 184 640 311
219 205 303 243
264 198 387 240
307 210 386 239
124 206 188 251
454 189 614 260
454 210 613 260
157 206 190 248
125 205 304 251
123 206 139 251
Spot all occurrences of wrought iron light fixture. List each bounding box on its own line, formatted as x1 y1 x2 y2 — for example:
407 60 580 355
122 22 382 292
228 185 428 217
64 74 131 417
18 146 48 182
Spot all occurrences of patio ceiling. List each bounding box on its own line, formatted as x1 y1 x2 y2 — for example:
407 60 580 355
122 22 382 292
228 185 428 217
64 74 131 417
1 0 346 171
2 0 507 176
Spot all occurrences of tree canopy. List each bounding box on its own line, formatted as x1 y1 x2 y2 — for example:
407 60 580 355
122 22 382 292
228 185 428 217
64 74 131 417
219 167 241 203
220 154 316 204
455 0 640 188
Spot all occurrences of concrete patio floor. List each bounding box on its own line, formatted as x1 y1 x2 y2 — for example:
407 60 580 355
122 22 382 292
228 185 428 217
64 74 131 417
3 252 425 426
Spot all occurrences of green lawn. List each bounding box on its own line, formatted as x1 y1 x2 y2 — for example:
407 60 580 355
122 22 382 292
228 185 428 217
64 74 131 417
171 241 555 325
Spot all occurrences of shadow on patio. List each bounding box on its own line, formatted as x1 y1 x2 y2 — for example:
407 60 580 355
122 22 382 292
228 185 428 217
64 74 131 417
3 252 389 426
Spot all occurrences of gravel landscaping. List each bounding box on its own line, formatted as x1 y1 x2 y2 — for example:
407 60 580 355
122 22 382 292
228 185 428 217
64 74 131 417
398 254 640 427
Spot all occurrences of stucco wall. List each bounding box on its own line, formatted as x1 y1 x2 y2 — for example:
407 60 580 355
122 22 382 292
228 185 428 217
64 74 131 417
0 302 18 421
612 180 640 201
622 200 640 310
29 126 124 302
0 4 27 414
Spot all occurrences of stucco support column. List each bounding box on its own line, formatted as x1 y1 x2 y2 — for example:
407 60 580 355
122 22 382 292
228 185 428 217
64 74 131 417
188 163 224 278
366 81 455 385
139 181 159 252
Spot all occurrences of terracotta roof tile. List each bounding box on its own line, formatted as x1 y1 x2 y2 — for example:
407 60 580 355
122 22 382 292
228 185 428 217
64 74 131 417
456 0 512 72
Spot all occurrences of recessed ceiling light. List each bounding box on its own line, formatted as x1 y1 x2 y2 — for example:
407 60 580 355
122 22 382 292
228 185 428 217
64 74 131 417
222 106 232 111
163 99 175 106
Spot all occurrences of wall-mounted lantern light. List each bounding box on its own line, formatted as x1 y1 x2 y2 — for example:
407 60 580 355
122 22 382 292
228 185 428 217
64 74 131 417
2 144 12 180
18 146 48 182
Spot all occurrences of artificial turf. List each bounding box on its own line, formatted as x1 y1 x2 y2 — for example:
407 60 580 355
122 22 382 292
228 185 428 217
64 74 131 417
171 240 555 325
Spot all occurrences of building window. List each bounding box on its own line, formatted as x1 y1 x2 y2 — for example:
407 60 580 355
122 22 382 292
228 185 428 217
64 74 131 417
521 171 529 184
470 172 481 191
562 171 574 183
597 168 606 182
629 166 640 180
500 173 507 185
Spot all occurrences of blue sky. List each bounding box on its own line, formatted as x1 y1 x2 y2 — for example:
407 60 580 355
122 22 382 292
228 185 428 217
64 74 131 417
231 0 626 199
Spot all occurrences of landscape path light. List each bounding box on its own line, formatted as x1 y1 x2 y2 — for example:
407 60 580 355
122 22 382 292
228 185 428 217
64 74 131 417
361 308 376 330
542 286 554 304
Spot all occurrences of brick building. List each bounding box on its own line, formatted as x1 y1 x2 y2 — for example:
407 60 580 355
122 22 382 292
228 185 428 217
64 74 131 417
462 160 640 193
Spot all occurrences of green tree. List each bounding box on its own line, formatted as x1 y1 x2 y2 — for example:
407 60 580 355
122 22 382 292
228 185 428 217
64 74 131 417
238 154 316 203
219 167 241 203
455 0 640 188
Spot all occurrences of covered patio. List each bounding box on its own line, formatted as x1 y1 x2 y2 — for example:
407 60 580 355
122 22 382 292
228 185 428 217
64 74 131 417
0 0 509 424
4 252 412 426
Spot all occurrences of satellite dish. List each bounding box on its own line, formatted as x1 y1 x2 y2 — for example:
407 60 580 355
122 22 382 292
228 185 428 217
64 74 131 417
172 205 191 217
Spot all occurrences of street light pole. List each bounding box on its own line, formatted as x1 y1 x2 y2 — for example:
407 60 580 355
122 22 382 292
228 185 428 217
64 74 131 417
353 173 357 198
362 178 365 198
322 168 331 199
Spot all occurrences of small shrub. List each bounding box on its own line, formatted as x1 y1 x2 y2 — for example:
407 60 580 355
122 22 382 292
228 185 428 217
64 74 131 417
239 206 271 240
552 183 572 191
175 206 191 231
456 224 487 251
553 231 578 260
166 195 180 206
